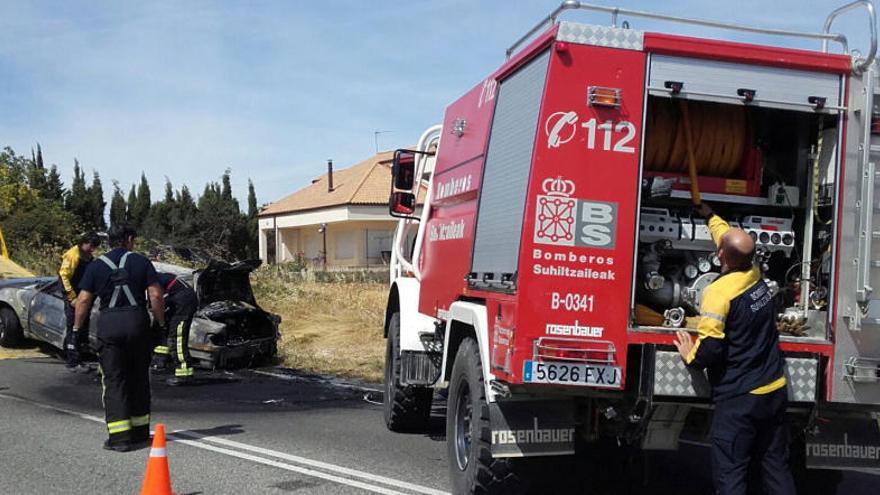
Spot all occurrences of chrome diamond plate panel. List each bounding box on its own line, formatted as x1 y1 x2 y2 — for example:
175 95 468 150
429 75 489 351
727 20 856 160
653 351 818 402
556 22 644 51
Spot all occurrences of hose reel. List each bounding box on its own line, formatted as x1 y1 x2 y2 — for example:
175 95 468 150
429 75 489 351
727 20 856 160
645 98 750 178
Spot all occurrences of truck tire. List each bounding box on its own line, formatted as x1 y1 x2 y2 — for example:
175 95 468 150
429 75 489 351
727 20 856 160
448 337 525 494
0 306 23 347
383 313 432 432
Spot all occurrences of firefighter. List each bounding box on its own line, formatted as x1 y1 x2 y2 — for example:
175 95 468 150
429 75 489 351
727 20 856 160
156 271 198 385
74 225 166 452
673 203 795 495
59 232 100 371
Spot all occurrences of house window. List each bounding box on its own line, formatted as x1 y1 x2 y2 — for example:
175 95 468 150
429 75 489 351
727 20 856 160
367 229 393 264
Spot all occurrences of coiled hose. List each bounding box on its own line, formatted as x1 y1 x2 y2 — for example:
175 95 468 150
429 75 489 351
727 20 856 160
645 98 749 178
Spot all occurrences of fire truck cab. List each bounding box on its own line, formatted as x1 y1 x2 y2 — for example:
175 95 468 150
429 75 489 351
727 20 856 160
384 2 880 492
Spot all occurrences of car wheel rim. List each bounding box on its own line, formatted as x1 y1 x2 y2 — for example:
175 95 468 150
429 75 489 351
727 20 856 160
454 379 472 471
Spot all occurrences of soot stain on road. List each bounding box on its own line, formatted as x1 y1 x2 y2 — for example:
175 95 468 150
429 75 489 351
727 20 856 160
16 358 371 417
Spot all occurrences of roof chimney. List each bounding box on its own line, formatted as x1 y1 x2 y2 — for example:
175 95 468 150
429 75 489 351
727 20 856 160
327 159 334 192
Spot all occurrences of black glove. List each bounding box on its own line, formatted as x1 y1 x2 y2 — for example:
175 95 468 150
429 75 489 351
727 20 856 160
65 342 79 358
65 333 81 365
694 202 714 219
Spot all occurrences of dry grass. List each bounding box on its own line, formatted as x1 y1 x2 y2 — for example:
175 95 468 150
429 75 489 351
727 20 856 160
251 268 387 382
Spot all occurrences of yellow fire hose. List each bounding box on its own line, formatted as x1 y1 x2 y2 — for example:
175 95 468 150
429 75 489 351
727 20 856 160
678 100 702 206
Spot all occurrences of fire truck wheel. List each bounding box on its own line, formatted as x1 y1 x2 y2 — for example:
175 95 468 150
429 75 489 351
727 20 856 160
448 337 526 494
383 313 433 432
0 306 23 347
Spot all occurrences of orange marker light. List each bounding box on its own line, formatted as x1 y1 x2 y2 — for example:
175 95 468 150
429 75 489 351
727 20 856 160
588 86 621 108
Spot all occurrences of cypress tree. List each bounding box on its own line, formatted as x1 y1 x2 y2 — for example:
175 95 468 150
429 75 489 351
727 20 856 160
66 160 90 228
246 179 259 258
126 184 137 225
88 171 107 230
247 179 258 219
109 182 127 229
134 172 151 227
45 165 64 202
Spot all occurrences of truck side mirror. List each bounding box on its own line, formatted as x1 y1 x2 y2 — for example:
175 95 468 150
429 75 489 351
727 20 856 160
393 150 416 191
390 191 416 216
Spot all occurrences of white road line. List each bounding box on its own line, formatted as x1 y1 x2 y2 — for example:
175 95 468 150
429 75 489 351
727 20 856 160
0 392 449 495
189 434 449 495
169 434 410 495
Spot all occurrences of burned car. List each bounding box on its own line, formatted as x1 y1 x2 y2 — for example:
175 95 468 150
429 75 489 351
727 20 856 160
0 260 279 368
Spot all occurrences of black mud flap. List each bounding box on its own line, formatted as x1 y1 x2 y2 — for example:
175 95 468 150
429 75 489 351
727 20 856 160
806 413 880 471
489 399 576 458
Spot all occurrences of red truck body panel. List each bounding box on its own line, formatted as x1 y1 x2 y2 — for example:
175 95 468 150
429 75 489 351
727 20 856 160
418 27 843 391
506 44 646 387
418 83 492 317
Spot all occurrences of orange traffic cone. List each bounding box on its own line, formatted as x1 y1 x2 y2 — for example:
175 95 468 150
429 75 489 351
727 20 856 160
140 423 175 495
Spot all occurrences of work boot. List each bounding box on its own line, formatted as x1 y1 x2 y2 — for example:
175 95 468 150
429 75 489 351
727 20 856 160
165 375 194 387
151 356 170 371
102 439 133 452
65 347 81 370
130 426 152 448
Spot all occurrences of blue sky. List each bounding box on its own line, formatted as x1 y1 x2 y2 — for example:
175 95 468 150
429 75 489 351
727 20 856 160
0 1 871 207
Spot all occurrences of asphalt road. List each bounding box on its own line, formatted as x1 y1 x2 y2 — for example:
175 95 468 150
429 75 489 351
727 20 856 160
0 353 877 494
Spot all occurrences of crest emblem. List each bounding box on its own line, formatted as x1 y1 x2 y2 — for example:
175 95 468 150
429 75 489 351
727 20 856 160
534 176 577 245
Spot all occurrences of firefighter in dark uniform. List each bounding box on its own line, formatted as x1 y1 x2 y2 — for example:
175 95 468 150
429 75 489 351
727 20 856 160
674 204 795 495
154 271 198 385
74 225 166 452
59 232 100 370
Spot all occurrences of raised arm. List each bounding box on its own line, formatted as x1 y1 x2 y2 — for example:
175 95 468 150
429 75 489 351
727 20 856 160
147 283 166 327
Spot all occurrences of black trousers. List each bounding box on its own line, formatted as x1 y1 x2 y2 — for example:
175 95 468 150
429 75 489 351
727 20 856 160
711 387 796 495
63 301 89 366
96 306 152 445
166 289 198 377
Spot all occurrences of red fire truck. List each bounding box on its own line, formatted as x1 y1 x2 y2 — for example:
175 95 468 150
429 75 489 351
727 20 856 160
384 1 880 492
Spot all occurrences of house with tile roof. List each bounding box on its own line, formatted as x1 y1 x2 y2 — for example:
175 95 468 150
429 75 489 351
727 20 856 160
258 150 416 268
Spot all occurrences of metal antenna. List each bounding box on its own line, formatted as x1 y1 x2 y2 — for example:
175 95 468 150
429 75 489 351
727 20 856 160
374 130 392 154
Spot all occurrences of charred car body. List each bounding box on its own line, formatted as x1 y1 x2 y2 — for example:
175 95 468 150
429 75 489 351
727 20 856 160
0 260 279 368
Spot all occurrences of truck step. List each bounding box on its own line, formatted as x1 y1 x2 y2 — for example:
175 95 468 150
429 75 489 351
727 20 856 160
400 351 441 386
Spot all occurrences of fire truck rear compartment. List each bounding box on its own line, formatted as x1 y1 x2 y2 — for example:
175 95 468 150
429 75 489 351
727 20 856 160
631 95 840 342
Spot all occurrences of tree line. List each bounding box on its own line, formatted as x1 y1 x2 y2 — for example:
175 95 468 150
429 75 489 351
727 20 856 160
0 144 259 261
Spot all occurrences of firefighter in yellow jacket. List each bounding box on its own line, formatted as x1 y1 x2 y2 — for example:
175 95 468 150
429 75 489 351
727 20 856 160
60 233 101 370
674 204 794 495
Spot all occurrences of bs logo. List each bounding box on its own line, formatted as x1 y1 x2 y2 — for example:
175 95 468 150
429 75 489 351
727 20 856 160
577 201 617 249
533 177 618 250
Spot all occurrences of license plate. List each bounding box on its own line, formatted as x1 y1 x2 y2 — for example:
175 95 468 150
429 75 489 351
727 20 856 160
523 360 621 388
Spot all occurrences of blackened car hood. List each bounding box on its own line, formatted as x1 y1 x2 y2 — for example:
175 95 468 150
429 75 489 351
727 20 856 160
194 260 262 307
